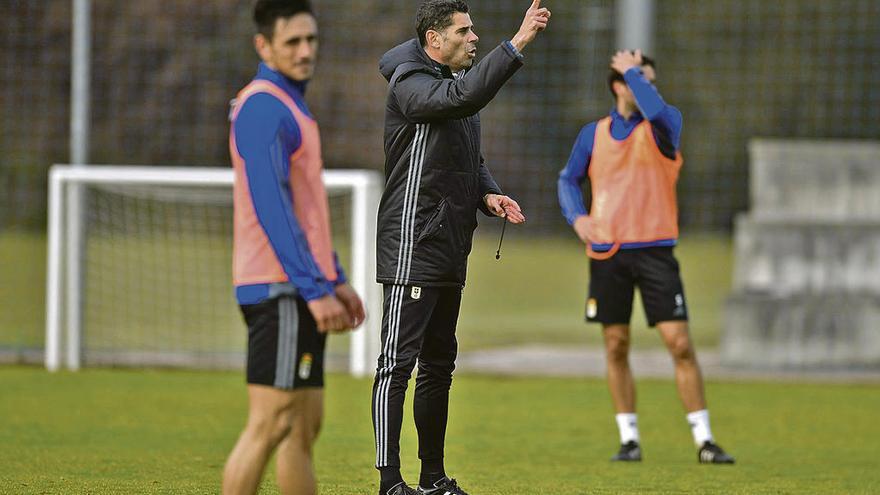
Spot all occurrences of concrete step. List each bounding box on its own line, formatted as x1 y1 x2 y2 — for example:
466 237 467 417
722 292 880 369
732 215 880 295
749 139 880 219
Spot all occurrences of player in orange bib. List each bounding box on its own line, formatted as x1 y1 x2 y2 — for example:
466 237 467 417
223 2 365 494
557 50 734 464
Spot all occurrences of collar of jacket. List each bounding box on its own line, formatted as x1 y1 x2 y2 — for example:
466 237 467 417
427 55 455 79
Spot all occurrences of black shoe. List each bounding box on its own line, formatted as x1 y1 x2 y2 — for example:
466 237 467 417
611 440 642 461
418 476 470 495
698 441 735 464
385 482 420 495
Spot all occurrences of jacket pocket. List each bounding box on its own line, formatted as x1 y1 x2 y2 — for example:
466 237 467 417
416 197 449 244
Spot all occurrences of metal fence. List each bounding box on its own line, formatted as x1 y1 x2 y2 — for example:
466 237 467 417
2 0 879 231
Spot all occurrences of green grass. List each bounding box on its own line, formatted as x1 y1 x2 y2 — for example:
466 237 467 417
0 367 877 494
0 231 47 349
0 231 732 354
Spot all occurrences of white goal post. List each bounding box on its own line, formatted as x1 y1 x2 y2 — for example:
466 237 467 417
45 164 383 376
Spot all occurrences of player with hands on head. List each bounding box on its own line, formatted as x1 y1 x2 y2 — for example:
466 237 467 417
558 48 735 465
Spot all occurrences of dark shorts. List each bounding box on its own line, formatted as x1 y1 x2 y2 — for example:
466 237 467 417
240 295 326 390
586 246 689 327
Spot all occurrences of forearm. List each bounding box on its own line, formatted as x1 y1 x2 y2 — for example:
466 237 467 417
332 252 347 285
624 68 682 150
558 124 593 224
478 159 502 197
558 174 588 225
477 162 503 216
625 67 667 120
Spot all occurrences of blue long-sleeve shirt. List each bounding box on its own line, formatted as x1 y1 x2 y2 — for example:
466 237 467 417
233 63 346 305
558 67 683 240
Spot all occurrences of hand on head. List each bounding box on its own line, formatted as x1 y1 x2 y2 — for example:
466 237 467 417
611 49 643 75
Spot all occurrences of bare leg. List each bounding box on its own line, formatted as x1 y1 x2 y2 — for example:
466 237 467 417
603 324 635 413
276 389 323 495
657 321 706 412
222 385 305 495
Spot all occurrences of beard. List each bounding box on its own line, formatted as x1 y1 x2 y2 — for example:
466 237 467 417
452 54 475 72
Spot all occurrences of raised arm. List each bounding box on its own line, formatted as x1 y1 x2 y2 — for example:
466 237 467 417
394 43 523 122
611 49 683 154
624 68 682 152
395 0 551 122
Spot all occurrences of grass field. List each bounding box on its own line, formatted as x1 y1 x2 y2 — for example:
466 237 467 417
15 228 858 494
1 367 878 494
0 230 731 356
0 231 47 349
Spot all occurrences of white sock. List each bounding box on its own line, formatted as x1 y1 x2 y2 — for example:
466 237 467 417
687 409 714 446
615 413 640 444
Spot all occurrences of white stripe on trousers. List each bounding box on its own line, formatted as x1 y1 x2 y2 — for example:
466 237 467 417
375 285 404 466
377 122 429 466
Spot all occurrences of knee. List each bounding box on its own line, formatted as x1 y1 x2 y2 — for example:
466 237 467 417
418 355 455 381
377 350 417 374
669 336 695 363
290 412 322 453
305 413 322 446
246 411 294 447
605 336 631 363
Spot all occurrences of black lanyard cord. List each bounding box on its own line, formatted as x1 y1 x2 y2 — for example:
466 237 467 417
495 216 508 260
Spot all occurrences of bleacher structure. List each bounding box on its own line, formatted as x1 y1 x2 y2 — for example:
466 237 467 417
722 140 880 369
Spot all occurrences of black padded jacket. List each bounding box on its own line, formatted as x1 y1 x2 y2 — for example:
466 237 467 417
375 39 524 286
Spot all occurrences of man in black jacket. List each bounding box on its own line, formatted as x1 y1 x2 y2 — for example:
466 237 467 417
372 1 550 494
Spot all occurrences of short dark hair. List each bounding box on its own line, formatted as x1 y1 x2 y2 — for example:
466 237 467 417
254 0 313 39
607 53 656 97
416 0 470 47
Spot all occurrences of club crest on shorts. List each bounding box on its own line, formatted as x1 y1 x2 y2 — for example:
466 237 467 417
298 353 313 380
411 286 422 300
673 293 686 317
586 298 598 318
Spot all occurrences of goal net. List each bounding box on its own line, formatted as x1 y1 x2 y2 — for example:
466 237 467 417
46 165 383 376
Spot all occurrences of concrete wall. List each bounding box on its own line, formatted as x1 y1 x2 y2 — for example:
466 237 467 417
749 140 880 220
722 140 880 369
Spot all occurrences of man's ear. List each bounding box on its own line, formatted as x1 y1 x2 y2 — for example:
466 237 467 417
426 30 441 49
254 33 272 62
612 79 628 97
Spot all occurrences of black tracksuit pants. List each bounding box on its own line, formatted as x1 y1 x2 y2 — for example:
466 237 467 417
372 284 461 469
